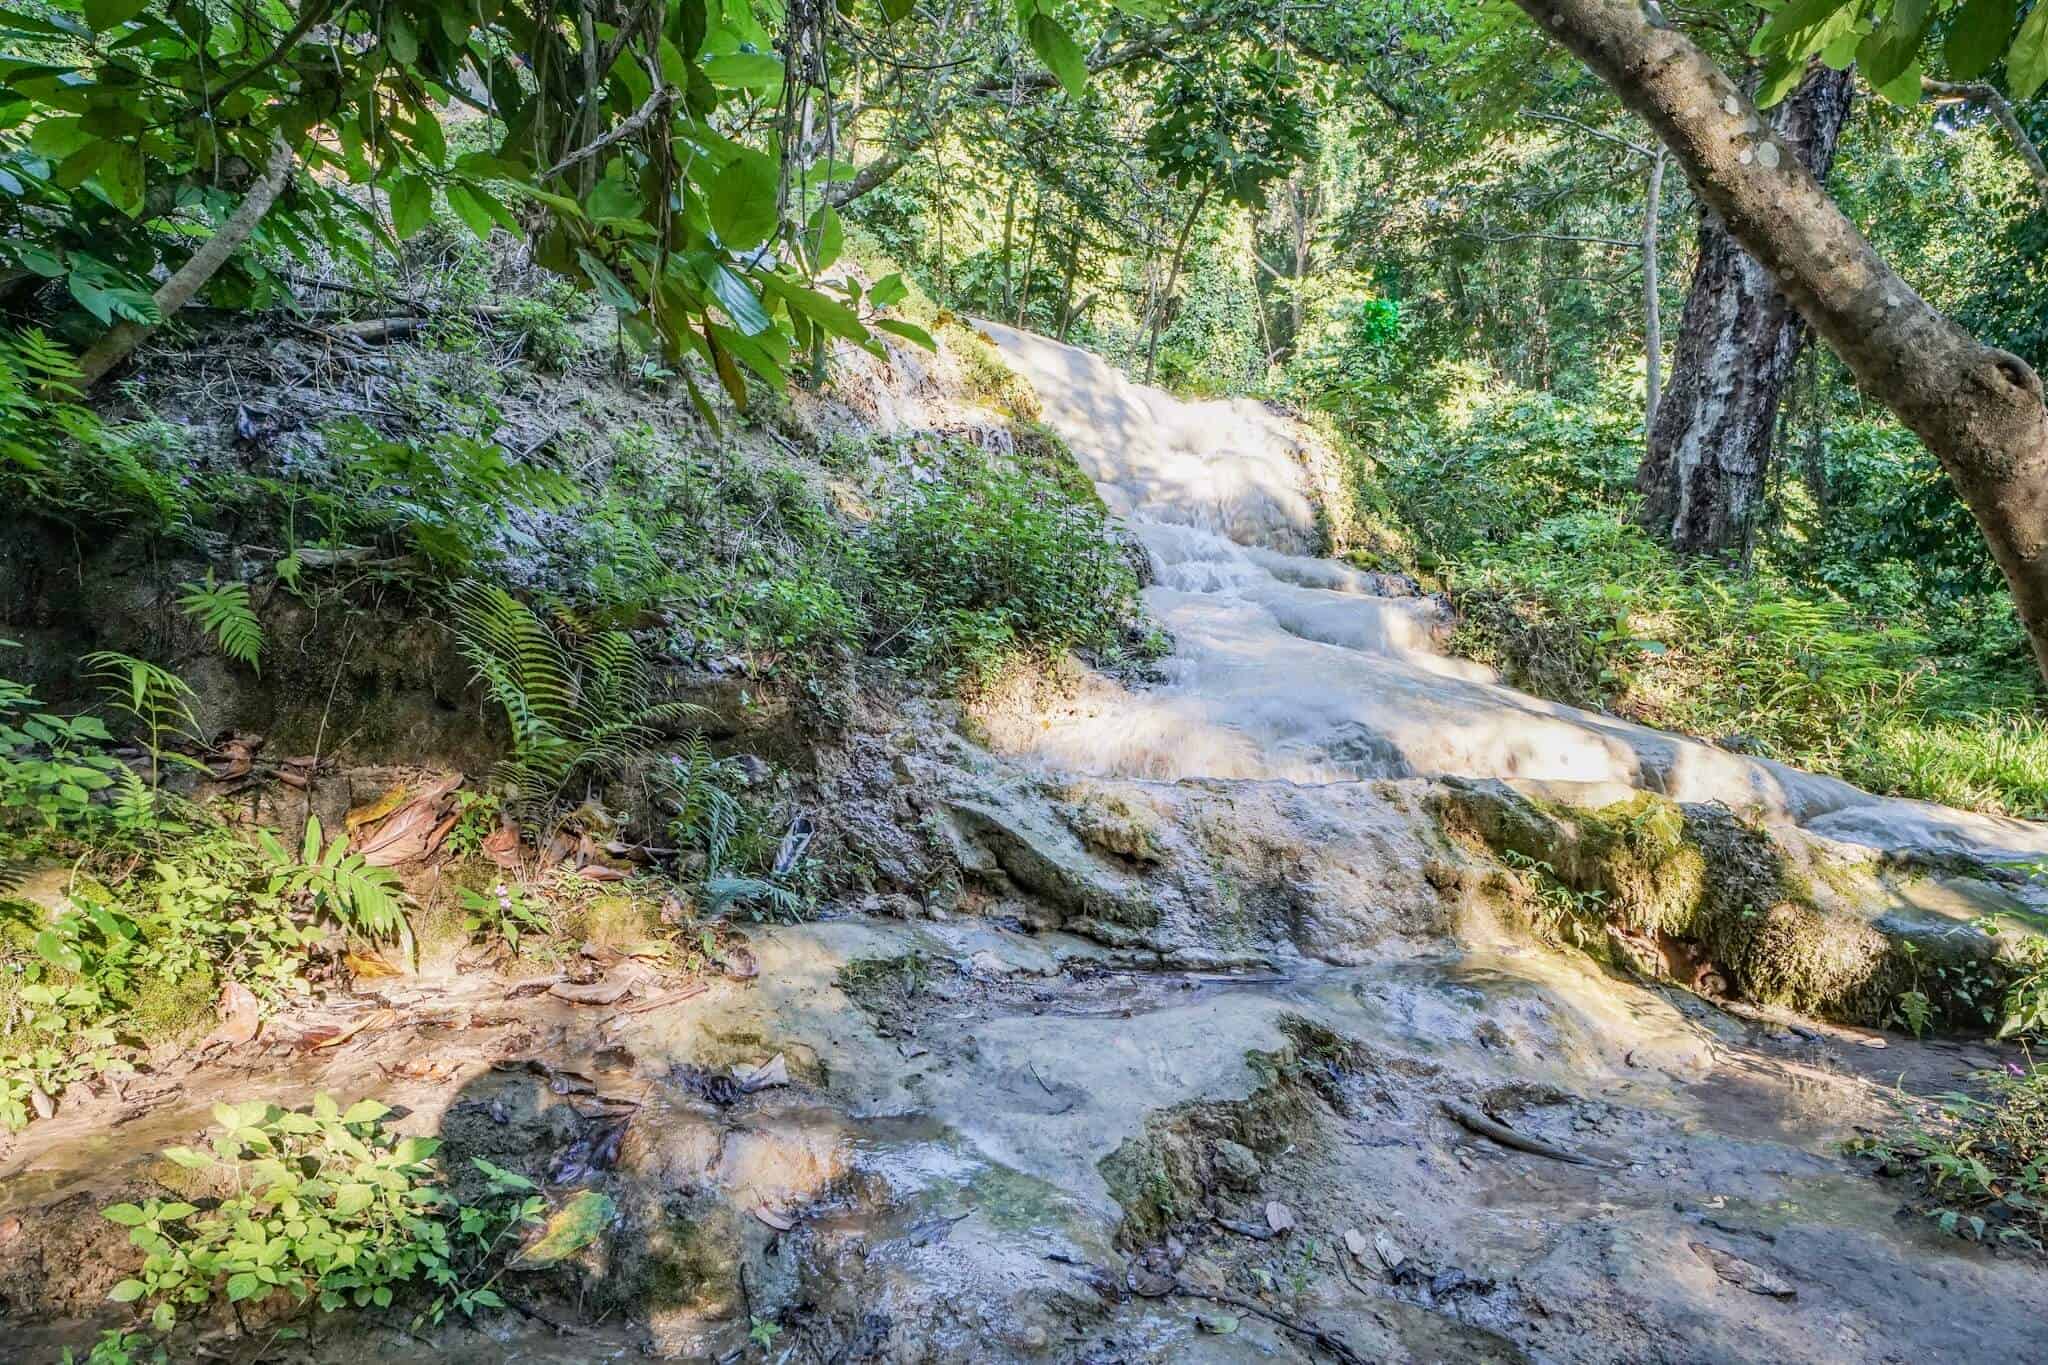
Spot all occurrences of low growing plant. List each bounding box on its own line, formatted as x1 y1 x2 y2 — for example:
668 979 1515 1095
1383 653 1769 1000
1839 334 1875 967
103 1096 564 1337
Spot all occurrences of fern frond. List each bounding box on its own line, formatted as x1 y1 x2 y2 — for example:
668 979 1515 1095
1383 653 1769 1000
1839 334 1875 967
178 573 263 671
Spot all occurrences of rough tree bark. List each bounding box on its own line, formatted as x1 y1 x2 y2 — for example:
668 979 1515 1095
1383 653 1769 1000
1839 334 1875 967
78 138 297 387
1510 0 2048 690
1636 62 1852 558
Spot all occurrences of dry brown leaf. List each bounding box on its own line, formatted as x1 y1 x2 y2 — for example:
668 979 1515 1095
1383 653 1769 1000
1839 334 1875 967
577 863 628 882
1264 1201 1296 1235
346 951 403 981
549 980 631 1006
312 1007 397 1050
483 821 523 868
215 981 261 1045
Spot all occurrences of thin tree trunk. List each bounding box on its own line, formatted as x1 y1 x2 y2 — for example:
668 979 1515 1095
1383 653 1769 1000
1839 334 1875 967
1289 179 1312 355
1014 196 1044 326
1512 0 2048 689
79 139 296 387
999 179 1017 315
1145 181 1211 384
1055 218 1082 342
1636 62 1852 560
1643 144 1666 431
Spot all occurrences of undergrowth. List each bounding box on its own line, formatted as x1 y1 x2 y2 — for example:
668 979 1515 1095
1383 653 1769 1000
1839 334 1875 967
1341 362 2048 819
1855 1060 2048 1252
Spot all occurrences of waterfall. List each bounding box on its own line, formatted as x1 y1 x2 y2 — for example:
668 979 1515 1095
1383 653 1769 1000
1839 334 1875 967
975 320 2048 865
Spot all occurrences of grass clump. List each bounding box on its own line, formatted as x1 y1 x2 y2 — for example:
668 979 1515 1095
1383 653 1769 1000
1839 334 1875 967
1856 1062 2048 1252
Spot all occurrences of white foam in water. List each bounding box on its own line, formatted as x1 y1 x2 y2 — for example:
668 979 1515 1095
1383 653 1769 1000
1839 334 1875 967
974 320 2048 865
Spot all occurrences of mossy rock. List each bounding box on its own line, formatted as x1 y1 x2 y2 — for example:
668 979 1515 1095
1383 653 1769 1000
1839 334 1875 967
1098 1018 1366 1248
1433 779 2002 1029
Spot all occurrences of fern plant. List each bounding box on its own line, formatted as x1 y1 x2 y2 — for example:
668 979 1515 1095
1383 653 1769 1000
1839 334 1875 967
257 815 411 942
448 582 706 809
82 653 202 803
177 574 263 672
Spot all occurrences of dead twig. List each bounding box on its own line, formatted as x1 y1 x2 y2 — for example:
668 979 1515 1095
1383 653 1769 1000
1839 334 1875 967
1167 1279 1367 1365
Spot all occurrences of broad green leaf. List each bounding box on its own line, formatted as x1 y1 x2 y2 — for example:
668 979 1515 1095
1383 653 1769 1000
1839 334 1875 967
806 203 842 271
27 115 90 158
1027 12 1087 100
225 1271 261 1302
577 248 642 312
342 1098 390 1124
513 1190 615 1267
389 174 432 238
445 183 498 241
98 141 143 216
874 318 936 350
2013 0 2048 99
1753 0 1856 59
102 1203 148 1226
706 261 771 334
703 52 783 90
881 0 912 19
1875 57 1924 106
707 147 779 250
1946 0 2017 78
107 1278 148 1302
867 273 909 309
81 0 146 31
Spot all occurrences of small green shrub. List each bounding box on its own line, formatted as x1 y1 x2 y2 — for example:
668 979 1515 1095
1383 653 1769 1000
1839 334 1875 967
103 1096 554 1334
865 454 1142 686
461 880 552 953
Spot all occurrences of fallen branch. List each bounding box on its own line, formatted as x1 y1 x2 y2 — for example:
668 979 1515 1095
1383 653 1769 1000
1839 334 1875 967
1439 1099 1613 1168
1167 1280 1367 1365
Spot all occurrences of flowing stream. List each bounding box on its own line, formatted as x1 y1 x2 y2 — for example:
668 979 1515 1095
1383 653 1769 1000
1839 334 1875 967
976 320 2048 866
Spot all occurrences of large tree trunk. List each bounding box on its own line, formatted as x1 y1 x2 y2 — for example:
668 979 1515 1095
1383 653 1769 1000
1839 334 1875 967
1510 0 2048 691
1637 63 1851 558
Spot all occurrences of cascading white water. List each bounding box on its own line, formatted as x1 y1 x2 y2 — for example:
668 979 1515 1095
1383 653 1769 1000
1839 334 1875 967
975 320 2048 865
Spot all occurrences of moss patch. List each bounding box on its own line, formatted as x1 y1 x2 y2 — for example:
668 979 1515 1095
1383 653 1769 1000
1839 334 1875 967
1433 779 2003 1028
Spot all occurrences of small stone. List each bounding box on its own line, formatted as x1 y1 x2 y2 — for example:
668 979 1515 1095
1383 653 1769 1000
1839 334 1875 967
1211 1139 1262 1190
1755 142 1781 170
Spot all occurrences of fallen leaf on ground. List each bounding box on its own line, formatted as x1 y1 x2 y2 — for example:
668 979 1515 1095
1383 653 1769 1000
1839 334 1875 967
1374 1231 1406 1273
308 1007 397 1050
577 863 628 881
1195 1313 1238 1335
1264 1200 1296 1234
549 980 631 1006
752 1204 797 1231
346 783 415 831
515 1191 616 1267
483 822 523 868
1691 1242 1795 1298
214 981 261 1045
346 952 402 981
1343 1228 1371 1263
736 1053 790 1092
